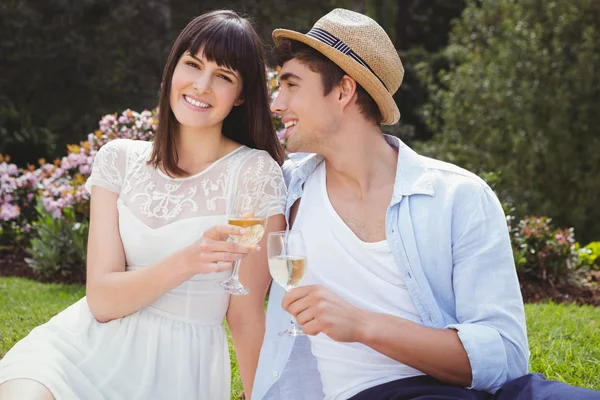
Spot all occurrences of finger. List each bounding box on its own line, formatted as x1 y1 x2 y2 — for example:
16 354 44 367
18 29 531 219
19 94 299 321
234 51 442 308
288 296 315 317
198 262 233 274
202 251 245 263
203 224 246 240
283 292 312 316
221 240 260 254
300 320 322 336
295 305 317 326
282 285 317 310
211 261 233 272
200 239 257 255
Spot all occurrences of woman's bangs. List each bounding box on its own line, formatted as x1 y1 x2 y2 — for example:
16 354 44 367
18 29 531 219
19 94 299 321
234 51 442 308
187 20 253 76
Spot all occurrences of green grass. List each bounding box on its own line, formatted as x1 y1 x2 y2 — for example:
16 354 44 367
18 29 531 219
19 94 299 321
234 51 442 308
1 278 599 397
0 278 85 358
525 302 600 390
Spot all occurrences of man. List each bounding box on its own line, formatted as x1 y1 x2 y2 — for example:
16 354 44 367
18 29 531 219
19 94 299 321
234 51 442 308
253 8 600 400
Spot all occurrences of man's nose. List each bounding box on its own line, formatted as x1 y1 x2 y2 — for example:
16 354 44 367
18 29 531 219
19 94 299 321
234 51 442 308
270 90 286 115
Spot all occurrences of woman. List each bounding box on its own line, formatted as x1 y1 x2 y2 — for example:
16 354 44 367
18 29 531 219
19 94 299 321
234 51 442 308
0 10 286 400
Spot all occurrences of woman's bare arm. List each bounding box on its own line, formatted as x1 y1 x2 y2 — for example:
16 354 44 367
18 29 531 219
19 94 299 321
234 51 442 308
85 186 257 323
227 214 286 398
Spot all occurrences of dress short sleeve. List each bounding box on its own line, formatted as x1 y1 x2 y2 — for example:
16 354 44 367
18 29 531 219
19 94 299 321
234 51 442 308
234 150 287 217
84 139 131 194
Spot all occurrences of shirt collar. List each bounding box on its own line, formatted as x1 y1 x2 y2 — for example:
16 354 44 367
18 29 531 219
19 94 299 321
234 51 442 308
288 135 435 204
385 135 435 204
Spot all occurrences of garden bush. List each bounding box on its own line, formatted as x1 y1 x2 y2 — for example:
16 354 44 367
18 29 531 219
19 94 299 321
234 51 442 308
511 216 580 284
577 242 600 271
25 203 89 279
418 0 600 243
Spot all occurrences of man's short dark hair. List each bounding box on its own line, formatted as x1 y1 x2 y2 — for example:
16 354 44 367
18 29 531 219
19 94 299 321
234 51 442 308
274 39 383 125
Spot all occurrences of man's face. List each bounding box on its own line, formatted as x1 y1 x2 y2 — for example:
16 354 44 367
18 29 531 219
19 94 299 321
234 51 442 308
271 59 339 153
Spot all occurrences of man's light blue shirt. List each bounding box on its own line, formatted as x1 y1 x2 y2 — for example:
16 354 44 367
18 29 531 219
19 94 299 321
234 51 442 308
253 136 529 399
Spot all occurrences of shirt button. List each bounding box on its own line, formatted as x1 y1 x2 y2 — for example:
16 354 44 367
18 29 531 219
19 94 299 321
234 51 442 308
292 194 298 200
273 371 279 378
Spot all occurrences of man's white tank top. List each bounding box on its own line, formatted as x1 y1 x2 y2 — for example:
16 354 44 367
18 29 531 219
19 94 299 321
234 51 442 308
293 161 425 400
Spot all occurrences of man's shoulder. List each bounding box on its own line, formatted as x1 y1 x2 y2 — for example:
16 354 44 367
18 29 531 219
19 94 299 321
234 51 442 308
418 154 490 192
391 136 490 197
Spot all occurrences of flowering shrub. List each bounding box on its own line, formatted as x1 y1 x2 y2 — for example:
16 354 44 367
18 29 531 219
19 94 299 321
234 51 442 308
0 109 158 233
0 155 39 243
511 216 579 283
577 242 600 271
25 201 88 279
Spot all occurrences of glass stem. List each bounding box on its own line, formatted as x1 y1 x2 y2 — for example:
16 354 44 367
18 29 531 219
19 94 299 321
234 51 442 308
230 259 241 280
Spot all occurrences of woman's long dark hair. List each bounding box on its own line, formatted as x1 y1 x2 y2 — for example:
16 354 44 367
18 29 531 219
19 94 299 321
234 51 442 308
150 10 284 176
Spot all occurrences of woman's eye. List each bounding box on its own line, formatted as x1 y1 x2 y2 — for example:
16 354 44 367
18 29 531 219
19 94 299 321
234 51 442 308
186 62 199 69
219 75 232 82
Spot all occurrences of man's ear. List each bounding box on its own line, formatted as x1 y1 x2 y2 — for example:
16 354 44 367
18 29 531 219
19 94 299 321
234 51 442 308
338 75 357 108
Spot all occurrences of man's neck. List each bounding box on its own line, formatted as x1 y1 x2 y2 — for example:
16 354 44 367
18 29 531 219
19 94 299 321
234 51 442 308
322 125 397 199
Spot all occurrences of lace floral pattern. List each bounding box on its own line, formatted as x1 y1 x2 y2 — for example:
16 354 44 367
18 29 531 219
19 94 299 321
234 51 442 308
132 182 199 221
85 139 126 193
86 139 286 229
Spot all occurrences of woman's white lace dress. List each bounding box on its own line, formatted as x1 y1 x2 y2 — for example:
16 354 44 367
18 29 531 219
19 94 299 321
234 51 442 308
0 139 286 400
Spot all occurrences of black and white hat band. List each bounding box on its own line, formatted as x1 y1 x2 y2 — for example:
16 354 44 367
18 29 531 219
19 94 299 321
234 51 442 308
306 27 388 90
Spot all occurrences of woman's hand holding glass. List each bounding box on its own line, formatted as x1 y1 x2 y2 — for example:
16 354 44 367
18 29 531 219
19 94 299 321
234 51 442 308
221 191 271 295
181 224 259 276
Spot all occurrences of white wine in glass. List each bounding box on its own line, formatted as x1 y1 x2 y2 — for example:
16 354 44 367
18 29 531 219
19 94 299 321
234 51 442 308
221 193 270 295
267 230 308 336
268 255 306 291
228 217 267 246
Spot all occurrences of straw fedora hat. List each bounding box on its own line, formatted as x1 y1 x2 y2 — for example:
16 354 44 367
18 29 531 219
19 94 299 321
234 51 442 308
273 8 404 125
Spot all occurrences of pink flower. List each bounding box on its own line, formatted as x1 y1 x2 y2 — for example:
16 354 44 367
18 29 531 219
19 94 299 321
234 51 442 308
42 164 54 173
79 164 91 175
0 203 20 221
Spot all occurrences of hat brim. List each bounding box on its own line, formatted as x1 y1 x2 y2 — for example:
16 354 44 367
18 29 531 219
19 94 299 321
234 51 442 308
273 28 400 125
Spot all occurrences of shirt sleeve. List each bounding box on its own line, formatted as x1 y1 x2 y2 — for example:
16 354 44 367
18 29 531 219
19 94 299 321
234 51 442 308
84 139 130 194
444 184 529 393
234 150 287 218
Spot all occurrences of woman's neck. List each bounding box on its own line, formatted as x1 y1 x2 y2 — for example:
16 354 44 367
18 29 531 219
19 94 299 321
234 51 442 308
174 124 237 175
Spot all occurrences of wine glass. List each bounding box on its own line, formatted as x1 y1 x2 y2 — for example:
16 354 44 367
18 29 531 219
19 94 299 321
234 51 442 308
220 192 270 295
267 230 308 336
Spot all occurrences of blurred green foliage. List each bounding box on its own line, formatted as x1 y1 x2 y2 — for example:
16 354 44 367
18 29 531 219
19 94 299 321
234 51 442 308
417 0 600 242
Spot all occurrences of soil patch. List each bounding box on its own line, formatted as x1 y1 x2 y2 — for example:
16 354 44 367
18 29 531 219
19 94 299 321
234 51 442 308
0 248 86 285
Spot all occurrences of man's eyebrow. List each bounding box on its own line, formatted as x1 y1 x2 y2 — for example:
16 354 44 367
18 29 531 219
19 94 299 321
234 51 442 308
279 72 302 82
